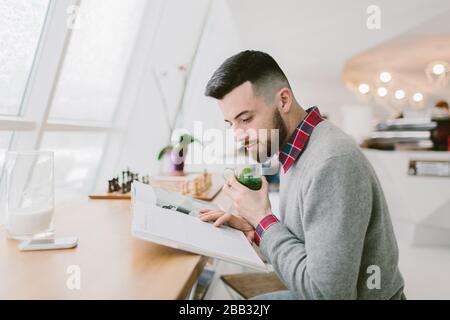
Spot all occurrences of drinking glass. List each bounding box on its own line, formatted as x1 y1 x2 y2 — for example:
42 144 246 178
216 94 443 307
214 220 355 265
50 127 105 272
3 151 54 240
223 163 263 191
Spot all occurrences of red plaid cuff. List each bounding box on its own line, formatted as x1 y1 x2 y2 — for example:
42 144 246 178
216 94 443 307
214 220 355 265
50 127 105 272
254 214 279 246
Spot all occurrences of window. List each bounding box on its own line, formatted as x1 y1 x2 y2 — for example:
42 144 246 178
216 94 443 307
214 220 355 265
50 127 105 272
49 0 148 122
2 0 151 200
0 0 50 116
40 132 107 195
0 132 13 172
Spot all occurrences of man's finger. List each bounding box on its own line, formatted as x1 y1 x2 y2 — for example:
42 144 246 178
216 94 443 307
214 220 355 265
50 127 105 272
199 208 215 214
199 213 218 220
213 212 232 227
199 209 220 216
199 211 223 221
261 175 269 191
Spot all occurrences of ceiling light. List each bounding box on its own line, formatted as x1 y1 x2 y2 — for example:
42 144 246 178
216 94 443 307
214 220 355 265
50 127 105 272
432 63 446 75
412 92 423 102
379 72 392 83
358 83 370 95
377 87 388 97
394 89 406 100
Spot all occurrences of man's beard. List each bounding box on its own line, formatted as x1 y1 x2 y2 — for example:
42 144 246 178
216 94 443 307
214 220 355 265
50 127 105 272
252 109 288 163
273 108 288 150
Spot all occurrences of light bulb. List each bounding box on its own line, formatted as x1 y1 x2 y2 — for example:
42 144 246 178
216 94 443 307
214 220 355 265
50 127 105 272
377 87 387 97
395 89 406 100
412 92 423 102
379 72 392 83
358 83 370 95
432 63 446 75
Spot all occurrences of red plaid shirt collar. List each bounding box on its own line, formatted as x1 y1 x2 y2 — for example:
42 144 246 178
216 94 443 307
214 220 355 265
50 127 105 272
278 106 323 173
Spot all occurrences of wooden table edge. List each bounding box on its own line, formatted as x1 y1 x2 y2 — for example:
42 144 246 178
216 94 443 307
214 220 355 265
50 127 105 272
176 256 208 300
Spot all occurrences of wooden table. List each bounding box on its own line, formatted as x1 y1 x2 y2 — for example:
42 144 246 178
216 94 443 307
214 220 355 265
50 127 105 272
0 191 230 299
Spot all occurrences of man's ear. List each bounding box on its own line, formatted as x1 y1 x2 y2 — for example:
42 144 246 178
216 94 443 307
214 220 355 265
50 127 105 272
277 88 293 114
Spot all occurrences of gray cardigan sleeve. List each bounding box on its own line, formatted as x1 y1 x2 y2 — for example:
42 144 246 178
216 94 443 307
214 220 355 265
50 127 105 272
259 155 373 299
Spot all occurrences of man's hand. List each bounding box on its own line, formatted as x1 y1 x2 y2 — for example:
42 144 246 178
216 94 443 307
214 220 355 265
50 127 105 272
199 208 255 243
222 175 272 228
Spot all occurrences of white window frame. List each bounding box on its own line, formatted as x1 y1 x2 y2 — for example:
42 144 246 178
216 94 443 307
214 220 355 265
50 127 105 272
0 0 165 195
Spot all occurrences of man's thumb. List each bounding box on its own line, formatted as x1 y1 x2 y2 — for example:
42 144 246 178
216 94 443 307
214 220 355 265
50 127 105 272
261 176 269 190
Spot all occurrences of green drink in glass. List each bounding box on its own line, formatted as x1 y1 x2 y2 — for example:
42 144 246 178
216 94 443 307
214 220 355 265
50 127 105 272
224 164 263 191
237 167 262 190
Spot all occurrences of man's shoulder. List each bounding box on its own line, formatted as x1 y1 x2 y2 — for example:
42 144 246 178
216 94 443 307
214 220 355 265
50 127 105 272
290 120 375 190
301 120 364 164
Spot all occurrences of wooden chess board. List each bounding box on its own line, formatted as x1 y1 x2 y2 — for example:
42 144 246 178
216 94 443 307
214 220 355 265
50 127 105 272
89 172 223 201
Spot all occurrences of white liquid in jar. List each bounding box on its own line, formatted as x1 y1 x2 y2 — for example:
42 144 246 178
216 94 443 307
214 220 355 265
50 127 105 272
6 207 53 235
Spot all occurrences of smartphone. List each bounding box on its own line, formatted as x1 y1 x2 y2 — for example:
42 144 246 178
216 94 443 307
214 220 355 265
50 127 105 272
19 237 78 251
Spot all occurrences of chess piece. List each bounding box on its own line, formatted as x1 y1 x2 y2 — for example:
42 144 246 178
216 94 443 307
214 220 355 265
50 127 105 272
108 179 115 193
114 177 121 192
106 169 152 195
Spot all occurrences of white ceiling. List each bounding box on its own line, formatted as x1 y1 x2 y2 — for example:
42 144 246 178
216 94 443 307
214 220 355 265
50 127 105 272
226 0 450 120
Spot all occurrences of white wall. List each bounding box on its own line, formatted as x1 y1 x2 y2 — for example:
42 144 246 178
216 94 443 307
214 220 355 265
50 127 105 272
115 0 210 176
179 0 245 172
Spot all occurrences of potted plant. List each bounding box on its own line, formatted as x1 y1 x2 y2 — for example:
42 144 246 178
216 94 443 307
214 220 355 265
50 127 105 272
157 134 200 176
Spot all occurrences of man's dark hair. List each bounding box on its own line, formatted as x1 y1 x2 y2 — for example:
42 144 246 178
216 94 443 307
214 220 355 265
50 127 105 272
205 50 291 103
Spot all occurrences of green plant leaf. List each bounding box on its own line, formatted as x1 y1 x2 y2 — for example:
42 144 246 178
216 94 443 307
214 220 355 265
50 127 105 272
157 145 173 161
178 134 202 146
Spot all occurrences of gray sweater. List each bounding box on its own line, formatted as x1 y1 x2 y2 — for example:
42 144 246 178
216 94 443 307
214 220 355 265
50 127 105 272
260 120 405 299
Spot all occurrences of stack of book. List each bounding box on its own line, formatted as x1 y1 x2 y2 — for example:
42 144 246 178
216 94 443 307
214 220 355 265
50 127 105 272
364 118 437 151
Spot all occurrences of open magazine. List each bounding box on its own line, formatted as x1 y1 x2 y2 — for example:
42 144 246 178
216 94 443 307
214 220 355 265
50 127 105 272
131 181 267 271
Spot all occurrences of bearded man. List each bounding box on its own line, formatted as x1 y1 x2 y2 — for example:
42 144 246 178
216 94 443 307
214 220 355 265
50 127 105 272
199 50 405 300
